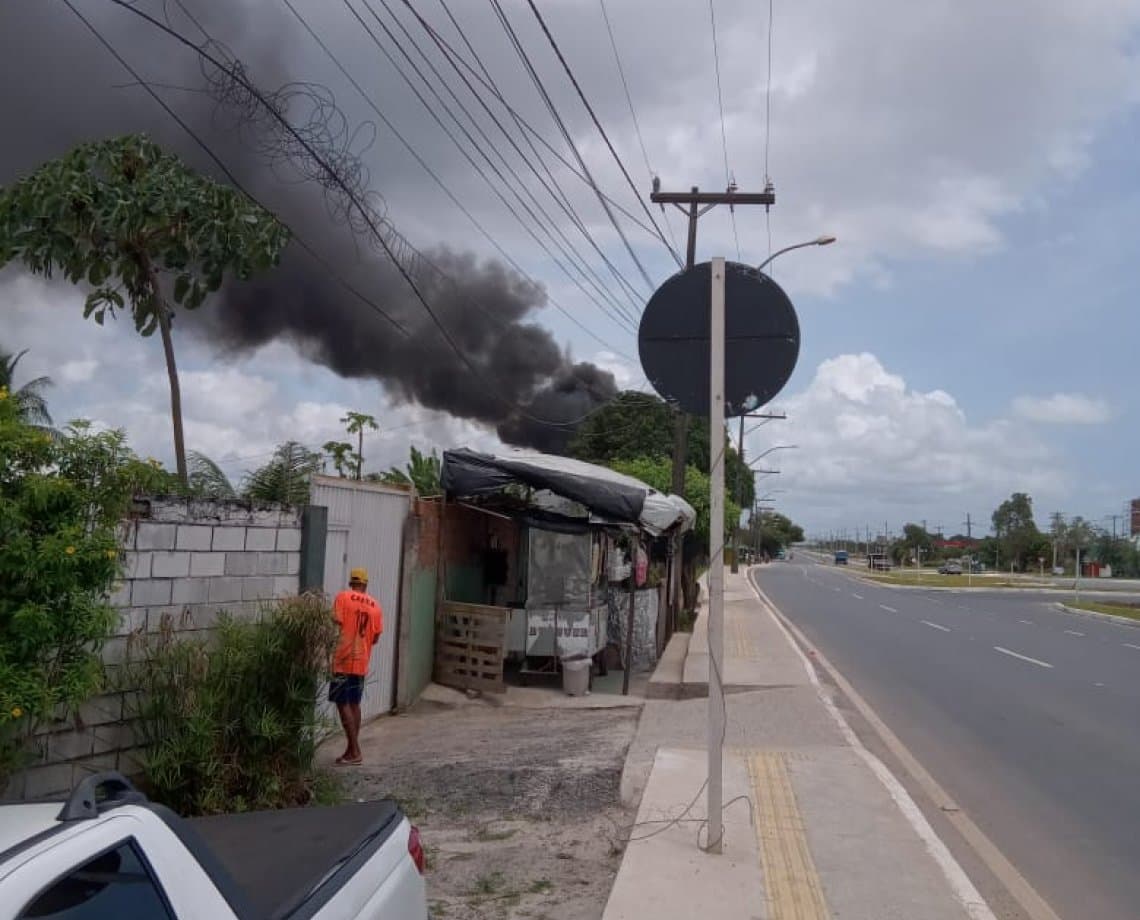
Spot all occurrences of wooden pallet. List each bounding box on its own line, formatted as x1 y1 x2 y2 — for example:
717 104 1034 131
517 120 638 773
434 601 508 693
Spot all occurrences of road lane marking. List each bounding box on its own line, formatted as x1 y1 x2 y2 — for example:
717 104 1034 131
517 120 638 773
1064 630 1085 637
922 620 950 632
879 604 897 613
1123 643 1140 651
851 593 864 600
833 586 842 592
1018 619 1035 626
993 646 1053 669
747 750 830 919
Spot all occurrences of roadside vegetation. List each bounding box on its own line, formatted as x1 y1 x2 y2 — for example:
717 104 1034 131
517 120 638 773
1062 600 1140 622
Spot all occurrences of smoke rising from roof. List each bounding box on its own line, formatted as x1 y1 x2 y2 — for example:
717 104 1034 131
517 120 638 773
0 0 617 451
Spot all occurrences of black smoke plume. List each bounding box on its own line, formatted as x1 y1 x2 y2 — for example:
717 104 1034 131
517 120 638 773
0 0 617 451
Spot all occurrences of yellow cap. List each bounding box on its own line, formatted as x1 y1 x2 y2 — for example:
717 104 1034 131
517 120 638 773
350 567 369 583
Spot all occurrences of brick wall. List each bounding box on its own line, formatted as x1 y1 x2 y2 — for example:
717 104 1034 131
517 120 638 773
8 497 305 800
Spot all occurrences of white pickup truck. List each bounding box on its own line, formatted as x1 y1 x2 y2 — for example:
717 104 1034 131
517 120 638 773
0 772 428 920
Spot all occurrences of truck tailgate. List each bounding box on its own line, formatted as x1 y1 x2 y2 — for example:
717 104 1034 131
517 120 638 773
187 801 401 919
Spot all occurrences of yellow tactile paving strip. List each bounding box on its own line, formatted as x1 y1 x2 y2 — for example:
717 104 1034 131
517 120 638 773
746 751 830 920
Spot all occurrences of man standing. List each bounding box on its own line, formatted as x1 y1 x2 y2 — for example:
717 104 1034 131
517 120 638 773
329 567 383 765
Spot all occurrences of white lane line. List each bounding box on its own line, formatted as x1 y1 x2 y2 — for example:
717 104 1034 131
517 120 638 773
929 598 944 605
852 593 864 600
833 586 842 592
1064 630 1085 637
922 620 951 632
1123 643 1140 651
993 646 1053 669
1018 619 1035 626
879 604 898 613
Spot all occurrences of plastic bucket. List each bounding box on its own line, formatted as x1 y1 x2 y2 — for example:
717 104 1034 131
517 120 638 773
561 656 591 696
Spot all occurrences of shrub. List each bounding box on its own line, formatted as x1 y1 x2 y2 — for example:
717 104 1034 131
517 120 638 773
127 594 339 815
0 396 173 791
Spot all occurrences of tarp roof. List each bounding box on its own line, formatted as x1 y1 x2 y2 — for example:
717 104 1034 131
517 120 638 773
440 448 696 537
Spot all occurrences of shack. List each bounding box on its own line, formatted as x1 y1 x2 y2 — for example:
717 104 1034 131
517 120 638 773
431 448 695 694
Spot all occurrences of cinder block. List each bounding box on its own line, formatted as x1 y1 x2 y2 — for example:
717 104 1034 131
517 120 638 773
172 578 210 604
92 724 136 754
148 605 191 631
151 551 190 578
136 523 176 551
273 576 298 598
225 552 258 576
257 552 289 575
101 636 131 666
241 576 275 602
212 526 246 551
176 524 213 551
131 579 171 607
252 509 285 527
230 600 263 621
285 552 300 576
77 693 122 727
73 753 119 777
181 604 219 630
124 552 151 580
116 748 147 778
49 729 96 761
116 520 137 549
244 527 277 551
114 607 147 636
276 528 302 552
190 553 225 577
22 764 75 798
208 577 244 604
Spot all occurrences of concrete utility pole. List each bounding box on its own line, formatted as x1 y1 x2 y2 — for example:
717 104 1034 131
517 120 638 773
707 256 727 854
963 513 973 540
653 185 775 637
730 411 784 573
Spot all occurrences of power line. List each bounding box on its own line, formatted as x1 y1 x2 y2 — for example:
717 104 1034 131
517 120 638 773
63 0 410 339
764 0 775 268
491 0 658 293
596 0 682 257
707 0 741 261
105 0 607 430
278 0 635 356
345 0 642 330
374 0 645 324
522 0 681 270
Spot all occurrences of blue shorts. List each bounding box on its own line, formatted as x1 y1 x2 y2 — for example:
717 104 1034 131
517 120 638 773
329 673 364 705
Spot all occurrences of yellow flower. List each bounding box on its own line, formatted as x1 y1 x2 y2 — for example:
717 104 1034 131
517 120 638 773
106 549 118 560
65 546 76 555
0 386 8 400
10 707 22 719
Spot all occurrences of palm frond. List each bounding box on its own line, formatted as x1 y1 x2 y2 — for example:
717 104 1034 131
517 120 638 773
188 451 237 499
242 441 322 505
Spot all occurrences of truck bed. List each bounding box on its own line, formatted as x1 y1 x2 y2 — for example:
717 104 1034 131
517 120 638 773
179 801 402 919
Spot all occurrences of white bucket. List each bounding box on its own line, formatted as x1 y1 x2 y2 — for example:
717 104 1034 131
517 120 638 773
561 657 591 696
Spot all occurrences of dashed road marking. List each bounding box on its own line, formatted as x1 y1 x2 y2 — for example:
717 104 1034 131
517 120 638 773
1123 643 1140 651
1064 630 1085 637
922 620 951 632
994 646 1053 669
1018 619 1035 626
851 593 864 600
879 604 897 613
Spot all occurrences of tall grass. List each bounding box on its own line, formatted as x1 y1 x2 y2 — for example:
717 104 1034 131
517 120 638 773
127 594 338 815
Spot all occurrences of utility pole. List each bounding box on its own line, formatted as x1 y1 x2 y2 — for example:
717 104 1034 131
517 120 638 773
653 184 775 661
963 513 973 540
730 411 784 573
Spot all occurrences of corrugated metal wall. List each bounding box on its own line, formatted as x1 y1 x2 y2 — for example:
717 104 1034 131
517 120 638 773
311 475 410 721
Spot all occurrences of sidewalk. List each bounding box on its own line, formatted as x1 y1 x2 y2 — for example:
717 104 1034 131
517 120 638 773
603 569 993 920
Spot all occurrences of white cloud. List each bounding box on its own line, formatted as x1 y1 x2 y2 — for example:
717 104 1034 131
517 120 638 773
756 353 1064 530
58 358 97 384
1012 393 1112 424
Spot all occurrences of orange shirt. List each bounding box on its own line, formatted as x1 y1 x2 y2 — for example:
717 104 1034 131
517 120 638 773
332 589 383 676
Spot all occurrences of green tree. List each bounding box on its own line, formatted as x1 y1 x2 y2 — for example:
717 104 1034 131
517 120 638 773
242 441 321 505
0 399 174 788
0 346 53 428
322 440 356 479
342 412 378 480
0 135 290 485
187 451 237 499
568 391 755 509
991 492 1042 571
752 511 804 556
378 446 442 495
902 523 934 565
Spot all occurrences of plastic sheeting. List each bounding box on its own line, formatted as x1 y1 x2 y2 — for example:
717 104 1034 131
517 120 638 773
441 448 695 536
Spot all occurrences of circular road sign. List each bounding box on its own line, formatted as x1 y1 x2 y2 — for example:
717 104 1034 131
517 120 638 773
638 261 800 417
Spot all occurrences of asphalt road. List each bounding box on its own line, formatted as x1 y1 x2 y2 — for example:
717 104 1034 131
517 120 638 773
754 557 1140 920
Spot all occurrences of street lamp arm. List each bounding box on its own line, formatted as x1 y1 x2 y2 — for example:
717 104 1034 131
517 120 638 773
748 445 798 466
756 235 836 272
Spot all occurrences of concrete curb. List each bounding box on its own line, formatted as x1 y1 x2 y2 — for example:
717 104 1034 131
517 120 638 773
1053 602 1140 629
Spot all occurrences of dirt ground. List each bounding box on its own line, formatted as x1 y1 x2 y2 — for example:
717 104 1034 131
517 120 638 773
331 694 641 920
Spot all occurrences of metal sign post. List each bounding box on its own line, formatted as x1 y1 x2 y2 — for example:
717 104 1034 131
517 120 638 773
707 257 726 854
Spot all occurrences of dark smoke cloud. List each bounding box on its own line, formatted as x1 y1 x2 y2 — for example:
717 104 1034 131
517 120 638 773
0 0 616 451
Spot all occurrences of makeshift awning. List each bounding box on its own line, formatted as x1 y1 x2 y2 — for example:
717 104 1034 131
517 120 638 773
440 448 696 537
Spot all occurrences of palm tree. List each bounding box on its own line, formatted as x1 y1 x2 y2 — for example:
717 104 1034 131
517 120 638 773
378 446 442 495
0 347 53 426
187 451 237 499
242 441 322 505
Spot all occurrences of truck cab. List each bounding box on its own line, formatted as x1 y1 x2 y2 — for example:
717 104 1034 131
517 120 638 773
833 550 849 565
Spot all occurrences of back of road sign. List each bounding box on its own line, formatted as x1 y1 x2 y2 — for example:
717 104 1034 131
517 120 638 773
638 261 800 417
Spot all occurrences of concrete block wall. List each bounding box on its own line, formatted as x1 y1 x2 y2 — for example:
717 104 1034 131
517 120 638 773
10 497 305 801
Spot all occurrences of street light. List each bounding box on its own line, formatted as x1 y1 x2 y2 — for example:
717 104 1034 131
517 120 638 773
748 445 798 467
752 468 780 476
757 235 837 273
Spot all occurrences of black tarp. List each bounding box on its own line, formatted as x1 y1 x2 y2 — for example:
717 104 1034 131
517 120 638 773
441 448 647 525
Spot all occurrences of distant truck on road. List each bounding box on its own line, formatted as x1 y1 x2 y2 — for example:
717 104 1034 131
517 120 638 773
834 550 848 565
0 772 429 920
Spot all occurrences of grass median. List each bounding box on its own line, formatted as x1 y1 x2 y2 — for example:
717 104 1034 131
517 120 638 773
861 572 1034 589
1062 599 1140 622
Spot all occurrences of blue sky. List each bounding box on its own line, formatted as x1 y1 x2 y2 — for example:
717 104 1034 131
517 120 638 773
3 0 1140 537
